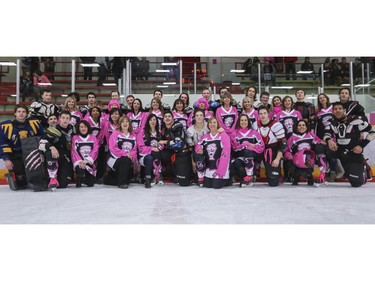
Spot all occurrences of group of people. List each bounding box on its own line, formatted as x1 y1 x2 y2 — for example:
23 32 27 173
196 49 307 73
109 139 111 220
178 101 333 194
1 84 374 192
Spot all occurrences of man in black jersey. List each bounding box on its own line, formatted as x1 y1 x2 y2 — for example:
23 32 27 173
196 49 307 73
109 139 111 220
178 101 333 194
324 102 374 187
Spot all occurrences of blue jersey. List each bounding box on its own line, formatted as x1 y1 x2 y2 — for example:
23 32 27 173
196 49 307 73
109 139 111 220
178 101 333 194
0 118 44 160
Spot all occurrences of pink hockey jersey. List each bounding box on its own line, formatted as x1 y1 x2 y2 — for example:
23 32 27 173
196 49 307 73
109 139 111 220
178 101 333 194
70 110 83 127
230 128 265 154
127 111 148 136
215 106 239 135
275 109 302 139
195 132 231 179
284 132 322 159
71 134 99 176
172 111 188 131
83 115 105 145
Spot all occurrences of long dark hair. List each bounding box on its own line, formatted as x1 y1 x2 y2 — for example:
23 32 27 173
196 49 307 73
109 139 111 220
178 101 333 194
144 113 161 142
76 120 92 136
109 107 123 124
172 98 186 112
235 113 252 130
131 98 144 114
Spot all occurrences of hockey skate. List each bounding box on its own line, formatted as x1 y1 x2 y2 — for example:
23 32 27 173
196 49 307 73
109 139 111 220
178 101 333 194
240 176 253 187
48 178 59 191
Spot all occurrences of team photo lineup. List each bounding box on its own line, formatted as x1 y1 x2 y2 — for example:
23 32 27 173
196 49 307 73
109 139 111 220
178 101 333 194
1 83 374 191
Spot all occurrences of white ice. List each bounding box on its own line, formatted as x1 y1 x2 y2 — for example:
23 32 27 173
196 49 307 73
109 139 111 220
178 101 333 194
1 182 375 224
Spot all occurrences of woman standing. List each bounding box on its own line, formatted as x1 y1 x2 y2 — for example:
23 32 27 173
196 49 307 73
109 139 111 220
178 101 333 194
63 96 82 127
172 98 188 131
127 98 148 136
215 92 238 137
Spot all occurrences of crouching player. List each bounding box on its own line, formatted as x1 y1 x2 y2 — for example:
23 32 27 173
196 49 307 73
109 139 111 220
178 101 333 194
0 105 44 190
284 120 327 186
324 102 374 187
71 120 99 187
230 114 264 187
39 111 75 190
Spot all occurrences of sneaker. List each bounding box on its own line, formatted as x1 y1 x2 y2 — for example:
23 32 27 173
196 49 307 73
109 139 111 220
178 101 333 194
48 178 59 191
158 179 165 186
150 179 157 187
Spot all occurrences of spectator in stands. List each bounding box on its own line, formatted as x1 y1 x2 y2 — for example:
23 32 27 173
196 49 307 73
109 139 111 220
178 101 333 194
242 58 252 75
111 57 125 82
300 57 315 80
319 58 331 86
251 57 260 81
339 57 350 84
80 57 96 80
32 70 51 101
262 59 276 86
284 57 297 80
19 73 33 102
330 59 341 86
353 58 362 83
96 57 110 86
138 57 150 80
41 57 55 80
163 57 180 80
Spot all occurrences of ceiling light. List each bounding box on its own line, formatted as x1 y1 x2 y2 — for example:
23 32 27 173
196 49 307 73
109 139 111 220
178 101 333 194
157 85 168 88
307 96 317 99
297 71 313 74
271 86 294 89
81 63 100 67
163 82 176 85
102 83 117 86
61 94 68 97
164 94 176 97
38 82 52 86
341 84 350 87
230 69 245 73
232 82 240 86
161 62 177 66
155 69 169 73
11 94 17 97
355 84 370 87
0 62 16 66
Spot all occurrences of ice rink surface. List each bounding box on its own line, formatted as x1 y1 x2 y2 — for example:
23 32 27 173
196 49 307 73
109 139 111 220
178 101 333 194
1 182 375 224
